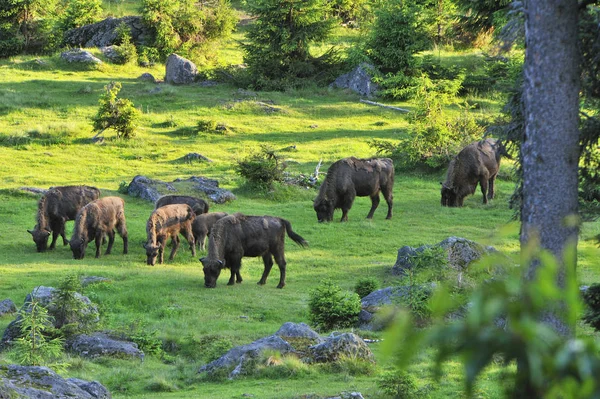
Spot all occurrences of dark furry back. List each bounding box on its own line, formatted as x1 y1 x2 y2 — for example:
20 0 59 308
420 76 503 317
37 185 100 229
155 195 209 215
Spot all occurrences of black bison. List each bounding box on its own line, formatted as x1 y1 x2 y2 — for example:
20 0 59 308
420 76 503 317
313 157 394 222
200 213 308 289
441 138 503 207
155 195 209 216
144 204 196 266
69 196 128 259
28 185 100 252
192 212 228 251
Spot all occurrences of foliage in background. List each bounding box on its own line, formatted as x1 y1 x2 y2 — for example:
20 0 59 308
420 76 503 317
110 22 138 64
242 0 340 90
92 81 140 139
308 280 361 331
52 274 95 337
235 145 287 190
377 369 420 398
452 0 511 46
354 277 379 299
141 0 235 62
364 0 430 74
60 0 103 31
582 283 600 332
383 243 600 398
11 296 65 369
371 76 484 171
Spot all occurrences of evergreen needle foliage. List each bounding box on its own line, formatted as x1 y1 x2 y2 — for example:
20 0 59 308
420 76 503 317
13 298 65 369
309 280 361 331
92 82 140 139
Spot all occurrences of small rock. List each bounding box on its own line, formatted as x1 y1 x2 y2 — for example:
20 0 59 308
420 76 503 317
0 299 16 316
165 53 198 85
0 365 111 399
138 72 156 83
81 276 111 287
330 63 378 97
148 86 163 94
198 80 218 87
66 332 144 360
60 49 102 64
178 153 213 163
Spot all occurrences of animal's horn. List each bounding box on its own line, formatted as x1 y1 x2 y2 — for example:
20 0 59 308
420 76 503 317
27 229 34 235
217 260 224 267
199 257 206 262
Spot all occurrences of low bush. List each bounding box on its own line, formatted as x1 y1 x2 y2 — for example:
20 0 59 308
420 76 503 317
377 370 420 398
92 82 141 139
308 280 361 331
583 284 600 331
235 146 287 190
354 277 379 298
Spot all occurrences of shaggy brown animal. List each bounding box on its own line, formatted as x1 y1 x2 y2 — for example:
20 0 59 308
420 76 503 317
69 196 128 259
313 157 394 222
28 185 100 252
441 138 503 207
155 195 209 215
200 213 308 289
192 212 228 251
144 204 196 266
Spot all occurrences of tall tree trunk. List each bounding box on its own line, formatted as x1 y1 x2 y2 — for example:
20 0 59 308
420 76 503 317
521 0 580 335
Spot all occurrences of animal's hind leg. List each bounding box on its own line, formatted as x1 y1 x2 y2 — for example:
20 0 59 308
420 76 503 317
116 219 128 254
105 230 115 255
383 186 393 219
258 253 274 286
168 235 180 261
366 194 380 219
273 251 287 289
479 176 489 204
488 174 497 200
183 228 196 257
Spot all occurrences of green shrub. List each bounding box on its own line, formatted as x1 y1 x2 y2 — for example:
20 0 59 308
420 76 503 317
118 181 129 194
61 0 103 31
196 119 217 133
583 284 600 331
92 82 140 139
308 280 361 331
235 146 287 190
111 23 137 65
138 46 160 67
354 277 379 298
52 274 96 337
377 370 419 398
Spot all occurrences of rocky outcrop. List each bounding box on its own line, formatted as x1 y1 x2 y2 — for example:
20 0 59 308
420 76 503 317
1 286 99 348
64 16 151 48
165 54 198 85
392 236 497 276
275 322 323 343
0 299 16 316
309 333 375 364
138 72 157 83
66 333 144 360
0 365 111 398
330 63 378 97
199 335 294 378
60 49 102 64
126 175 235 204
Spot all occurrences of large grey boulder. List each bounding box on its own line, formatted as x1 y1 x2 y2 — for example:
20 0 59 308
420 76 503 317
60 49 102 64
0 299 16 316
64 16 151 48
199 335 294 379
309 333 375 364
330 63 378 97
66 333 144 360
360 286 413 313
1 286 99 348
126 175 176 202
391 236 497 276
165 54 198 85
176 176 236 204
275 322 323 343
126 175 235 204
0 365 111 398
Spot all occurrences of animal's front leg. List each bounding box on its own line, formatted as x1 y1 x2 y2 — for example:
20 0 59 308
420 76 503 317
49 229 59 250
227 268 236 285
105 230 115 254
168 236 179 261
94 233 103 258
158 236 166 264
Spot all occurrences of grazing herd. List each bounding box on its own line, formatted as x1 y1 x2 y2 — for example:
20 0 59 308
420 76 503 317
27 138 504 288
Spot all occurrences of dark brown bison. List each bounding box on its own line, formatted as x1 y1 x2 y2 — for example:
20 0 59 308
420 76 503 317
313 157 394 222
144 204 196 266
28 185 100 252
192 212 228 251
441 138 503 207
155 195 209 216
200 213 308 289
69 196 128 259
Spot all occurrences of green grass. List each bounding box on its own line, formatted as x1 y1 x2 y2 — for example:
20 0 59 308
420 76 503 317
0 25 598 399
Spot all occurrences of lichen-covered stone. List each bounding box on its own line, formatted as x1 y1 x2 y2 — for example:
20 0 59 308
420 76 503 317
0 299 16 316
66 333 144 360
309 333 375 364
165 54 198 85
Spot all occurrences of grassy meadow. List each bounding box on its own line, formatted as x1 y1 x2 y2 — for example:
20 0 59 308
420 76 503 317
0 14 599 399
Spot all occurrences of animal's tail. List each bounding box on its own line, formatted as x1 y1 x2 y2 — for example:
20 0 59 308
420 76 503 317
282 219 308 247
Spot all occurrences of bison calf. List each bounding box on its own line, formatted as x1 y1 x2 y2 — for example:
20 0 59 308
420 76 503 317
155 195 209 216
192 212 228 251
313 157 394 222
200 213 308 289
69 196 128 259
145 204 196 265
28 185 100 252
441 138 502 207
